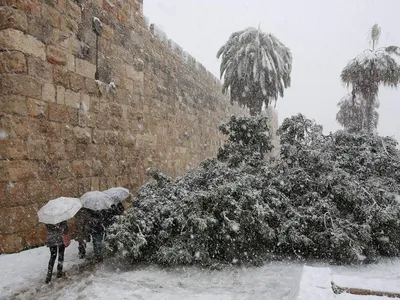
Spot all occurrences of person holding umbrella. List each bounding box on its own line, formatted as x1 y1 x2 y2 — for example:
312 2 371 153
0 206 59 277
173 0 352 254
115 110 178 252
75 207 91 259
80 191 114 262
37 197 82 284
102 187 130 228
45 221 69 283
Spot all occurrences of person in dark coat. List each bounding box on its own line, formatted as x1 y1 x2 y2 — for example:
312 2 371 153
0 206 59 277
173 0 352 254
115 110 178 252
45 221 68 284
87 210 105 262
103 203 125 229
75 208 91 259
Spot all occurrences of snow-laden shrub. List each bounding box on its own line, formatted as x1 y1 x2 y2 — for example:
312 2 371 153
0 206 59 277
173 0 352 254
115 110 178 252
105 114 400 265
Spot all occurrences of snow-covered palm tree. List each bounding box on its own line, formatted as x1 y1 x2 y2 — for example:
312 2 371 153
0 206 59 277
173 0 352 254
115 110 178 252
336 92 379 132
341 24 400 132
217 27 292 115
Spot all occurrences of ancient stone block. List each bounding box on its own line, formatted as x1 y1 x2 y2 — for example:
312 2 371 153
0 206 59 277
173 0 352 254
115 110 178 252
8 161 38 181
104 130 119 144
48 180 63 199
66 54 75 72
92 159 103 176
76 142 95 160
114 88 133 105
67 107 79 125
73 126 91 144
80 92 90 110
46 142 64 161
53 66 71 89
102 23 114 40
66 0 82 23
41 3 61 28
63 142 77 160
26 139 49 160
65 89 80 108
56 85 65 104
46 45 67 65
0 181 27 208
48 103 69 123
60 16 79 35
0 234 23 253
103 160 119 176
27 56 52 81
77 177 91 195
57 160 73 180
26 180 48 205
69 73 86 92
91 128 104 144
71 160 92 178
23 224 46 247
38 120 61 142
0 138 25 160
59 178 78 197
85 78 99 95
27 14 54 44
26 98 47 118
0 7 28 32
84 174 98 191
42 82 56 103
0 51 27 73
75 58 96 78
99 145 116 161
0 94 28 116
37 161 58 181
0 29 45 60
1 74 42 99
2 0 41 17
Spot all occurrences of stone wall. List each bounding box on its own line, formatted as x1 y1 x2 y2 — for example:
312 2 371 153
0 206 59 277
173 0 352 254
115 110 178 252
0 0 249 253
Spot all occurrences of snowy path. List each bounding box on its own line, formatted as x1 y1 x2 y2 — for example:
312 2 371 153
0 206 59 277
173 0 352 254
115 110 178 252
1 243 400 300
15 263 302 300
0 242 303 300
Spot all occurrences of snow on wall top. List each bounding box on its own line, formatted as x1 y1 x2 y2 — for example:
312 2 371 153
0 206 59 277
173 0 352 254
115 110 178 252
146 17 222 87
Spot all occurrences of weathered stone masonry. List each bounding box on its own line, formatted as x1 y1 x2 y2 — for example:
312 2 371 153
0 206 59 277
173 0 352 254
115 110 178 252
0 0 249 253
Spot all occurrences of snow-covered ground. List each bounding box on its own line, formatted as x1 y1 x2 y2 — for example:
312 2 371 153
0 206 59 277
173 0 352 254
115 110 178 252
1 243 399 300
0 242 303 300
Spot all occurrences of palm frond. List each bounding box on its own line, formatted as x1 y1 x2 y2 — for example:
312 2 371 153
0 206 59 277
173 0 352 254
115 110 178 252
217 27 292 115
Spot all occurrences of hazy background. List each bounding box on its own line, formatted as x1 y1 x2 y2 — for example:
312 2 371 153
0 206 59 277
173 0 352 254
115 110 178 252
145 0 400 141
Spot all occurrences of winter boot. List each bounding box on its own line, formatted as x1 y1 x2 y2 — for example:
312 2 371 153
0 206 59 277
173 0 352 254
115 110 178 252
45 272 52 284
57 264 64 278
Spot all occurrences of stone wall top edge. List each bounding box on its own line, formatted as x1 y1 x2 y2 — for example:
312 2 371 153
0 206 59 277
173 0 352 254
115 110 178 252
145 18 222 88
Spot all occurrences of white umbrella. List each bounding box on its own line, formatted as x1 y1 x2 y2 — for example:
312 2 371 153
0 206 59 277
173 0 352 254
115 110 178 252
38 197 82 225
103 187 130 204
80 191 114 211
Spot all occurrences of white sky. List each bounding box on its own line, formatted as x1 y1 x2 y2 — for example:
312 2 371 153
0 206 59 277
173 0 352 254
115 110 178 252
144 0 400 142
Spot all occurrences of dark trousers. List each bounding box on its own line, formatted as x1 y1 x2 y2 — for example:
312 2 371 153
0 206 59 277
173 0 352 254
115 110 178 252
47 245 65 281
92 232 104 257
78 240 86 258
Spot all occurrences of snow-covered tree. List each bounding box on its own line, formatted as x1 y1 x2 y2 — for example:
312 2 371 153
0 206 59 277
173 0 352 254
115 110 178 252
106 114 400 265
341 24 400 132
217 27 292 115
217 114 273 166
336 92 379 132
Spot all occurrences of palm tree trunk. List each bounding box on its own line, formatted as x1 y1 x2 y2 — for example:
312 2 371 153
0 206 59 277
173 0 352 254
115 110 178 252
365 95 376 133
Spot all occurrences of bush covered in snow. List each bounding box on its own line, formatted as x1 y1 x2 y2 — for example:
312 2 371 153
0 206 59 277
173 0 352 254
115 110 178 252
105 114 400 265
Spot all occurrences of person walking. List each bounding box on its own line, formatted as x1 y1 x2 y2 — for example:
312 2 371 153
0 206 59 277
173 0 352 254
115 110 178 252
87 210 105 262
75 208 91 259
45 221 69 284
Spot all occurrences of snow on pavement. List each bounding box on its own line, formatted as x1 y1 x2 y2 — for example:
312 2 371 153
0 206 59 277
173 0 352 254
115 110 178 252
1 243 400 300
0 243 303 300
0 241 89 299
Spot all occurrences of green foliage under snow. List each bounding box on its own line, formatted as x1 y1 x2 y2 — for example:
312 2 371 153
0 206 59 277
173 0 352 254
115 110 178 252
105 114 400 265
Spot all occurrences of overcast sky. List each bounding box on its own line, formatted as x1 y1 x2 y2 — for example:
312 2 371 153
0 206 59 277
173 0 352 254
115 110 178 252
144 0 400 141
